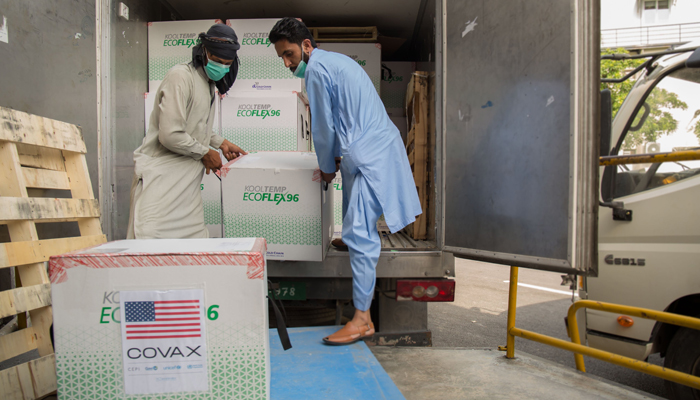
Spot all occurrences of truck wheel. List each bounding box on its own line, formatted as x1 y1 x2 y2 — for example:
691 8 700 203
664 323 700 399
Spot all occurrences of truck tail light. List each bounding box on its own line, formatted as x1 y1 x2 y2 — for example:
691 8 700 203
396 279 455 302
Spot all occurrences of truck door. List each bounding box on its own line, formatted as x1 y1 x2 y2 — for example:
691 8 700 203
441 0 600 275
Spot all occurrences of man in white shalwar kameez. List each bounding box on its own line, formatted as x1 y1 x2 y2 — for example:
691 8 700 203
128 24 246 239
271 18 422 345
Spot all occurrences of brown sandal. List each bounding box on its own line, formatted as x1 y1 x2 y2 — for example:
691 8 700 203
331 238 348 250
322 322 375 346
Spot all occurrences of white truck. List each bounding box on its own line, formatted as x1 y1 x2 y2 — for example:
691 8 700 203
4 0 598 358
584 44 700 399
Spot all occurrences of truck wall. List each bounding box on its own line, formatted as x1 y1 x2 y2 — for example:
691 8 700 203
104 0 164 239
0 0 98 198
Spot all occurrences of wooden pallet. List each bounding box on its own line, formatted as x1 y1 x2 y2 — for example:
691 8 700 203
405 73 431 240
310 26 378 42
0 107 106 400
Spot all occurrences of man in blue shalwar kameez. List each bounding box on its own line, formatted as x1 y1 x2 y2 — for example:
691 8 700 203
270 18 422 345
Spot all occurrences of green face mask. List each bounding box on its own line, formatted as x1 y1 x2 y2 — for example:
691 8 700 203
205 58 230 81
292 49 310 78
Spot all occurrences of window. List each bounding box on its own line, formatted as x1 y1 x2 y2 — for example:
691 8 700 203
644 0 669 10
611 67 700 198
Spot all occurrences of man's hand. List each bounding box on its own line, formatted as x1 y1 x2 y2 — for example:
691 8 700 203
202 149 223 175
335 157 341 172
219 139 247 161
321 171 336 184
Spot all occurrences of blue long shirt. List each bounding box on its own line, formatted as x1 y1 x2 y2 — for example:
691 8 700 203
305 48 422 233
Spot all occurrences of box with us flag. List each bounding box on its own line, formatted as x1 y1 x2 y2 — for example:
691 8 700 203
49 238 270 399
221 151 333 261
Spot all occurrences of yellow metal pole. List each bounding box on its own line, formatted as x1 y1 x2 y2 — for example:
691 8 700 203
569 300 700 331
600 149 700 166
506 266 519 359
510 326 700 390
567 304 587 372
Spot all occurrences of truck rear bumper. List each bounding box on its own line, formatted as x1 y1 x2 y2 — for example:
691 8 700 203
268 250 454 279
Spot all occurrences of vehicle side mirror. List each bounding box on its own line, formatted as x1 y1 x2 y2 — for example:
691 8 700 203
686 47 700 68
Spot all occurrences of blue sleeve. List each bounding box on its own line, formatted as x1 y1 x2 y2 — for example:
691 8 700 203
307 68 338 174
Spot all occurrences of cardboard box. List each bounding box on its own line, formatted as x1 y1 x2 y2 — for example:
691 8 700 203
381 62 414 117
202 163 224 238
148 19 302 92
317 43 381 94
221 152 333 261
50 238 270 399
221 92 310 152
331 174 343 238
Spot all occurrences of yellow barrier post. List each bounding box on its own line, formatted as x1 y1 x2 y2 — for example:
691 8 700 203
506 296 700 390
505 266 519 359
567 305 587 372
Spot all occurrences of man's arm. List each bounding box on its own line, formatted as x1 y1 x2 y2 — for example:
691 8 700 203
156 70 210 160
306 68 337 182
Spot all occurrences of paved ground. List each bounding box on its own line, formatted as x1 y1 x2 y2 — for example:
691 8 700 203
429 258 668 399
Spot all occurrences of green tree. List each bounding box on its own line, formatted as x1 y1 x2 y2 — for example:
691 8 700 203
601 48 691 151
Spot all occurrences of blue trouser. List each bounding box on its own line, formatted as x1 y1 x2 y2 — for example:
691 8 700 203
341 166 383 312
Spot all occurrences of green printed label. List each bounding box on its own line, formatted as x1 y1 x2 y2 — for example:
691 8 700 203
163 38 200 48
243 192 299 204
383 75 404 83
237 109 281 119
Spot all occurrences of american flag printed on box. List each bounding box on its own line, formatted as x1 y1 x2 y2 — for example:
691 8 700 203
125 299 202 340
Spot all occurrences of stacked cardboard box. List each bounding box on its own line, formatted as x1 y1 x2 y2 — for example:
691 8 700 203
221 152 333 261
220 91 310 152
147 19 302 93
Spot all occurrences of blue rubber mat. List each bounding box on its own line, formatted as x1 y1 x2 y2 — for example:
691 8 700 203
270 326 405 400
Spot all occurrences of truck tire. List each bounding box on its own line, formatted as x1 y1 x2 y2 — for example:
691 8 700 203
664 322 700 399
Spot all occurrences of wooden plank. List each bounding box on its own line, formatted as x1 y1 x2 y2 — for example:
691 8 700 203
399 231 418 248
379 231 389 249
62 151 104 238
0 327 38 363
0 363 33 400
0 355 57 400
16 145 65 171
0 284 52 319
0 234 106 269
0 197 101 224
0 142 29 198
21 168 70 190
386 233 400 248
392 232 409 248
28 355 58 398
0 107 86 153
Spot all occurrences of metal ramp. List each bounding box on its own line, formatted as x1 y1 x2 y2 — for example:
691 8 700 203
271 327 662 400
